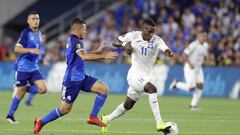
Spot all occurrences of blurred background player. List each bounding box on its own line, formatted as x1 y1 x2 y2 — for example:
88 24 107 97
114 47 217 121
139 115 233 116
169 31 209 110
33 18 118 134
6 11 47 124
101 19 174 134
24 34 47 106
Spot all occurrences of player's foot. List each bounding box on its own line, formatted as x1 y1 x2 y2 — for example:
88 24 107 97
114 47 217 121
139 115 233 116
25 101 33 106
6 115 19 124
87 115 106 127
169 79 178 91
189 105 201 111
33 118 43 135
101 115 110 135
156 121 171 132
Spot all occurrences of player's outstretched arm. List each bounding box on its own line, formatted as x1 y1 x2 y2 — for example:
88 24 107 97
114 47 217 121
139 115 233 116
112 39 124 48
91 42 107 54
15 45 40 54
77 50 118 61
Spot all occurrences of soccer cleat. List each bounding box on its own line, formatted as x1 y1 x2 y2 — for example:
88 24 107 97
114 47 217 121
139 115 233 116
156 122 171 132
6 115 19 124
189 105 201 111
101 115 109 135
25 101 33 106
87 115 106 127
33 118 43 135
169 79 178 91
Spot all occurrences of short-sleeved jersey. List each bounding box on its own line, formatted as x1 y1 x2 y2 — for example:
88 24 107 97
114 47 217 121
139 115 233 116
118 31 169 74
63 34 85 82
15 27 43 72
184 40 208 67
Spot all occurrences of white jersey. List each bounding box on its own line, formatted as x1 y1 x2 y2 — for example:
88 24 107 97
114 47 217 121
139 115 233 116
118 31 169 75
184 40 208 67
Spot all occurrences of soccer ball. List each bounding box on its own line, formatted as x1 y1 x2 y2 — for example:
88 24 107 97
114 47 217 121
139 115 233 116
162 121 178 135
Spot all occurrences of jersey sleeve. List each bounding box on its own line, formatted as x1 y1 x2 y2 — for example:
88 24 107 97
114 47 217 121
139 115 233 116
118 31 134 43
184 42 196 55
17 30 28 47
73 42 86 53
156 37 169 51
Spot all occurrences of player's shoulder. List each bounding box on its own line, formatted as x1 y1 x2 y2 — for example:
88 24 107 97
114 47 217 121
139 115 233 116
152 34 163 42
20 27 31 36
189 40 198 47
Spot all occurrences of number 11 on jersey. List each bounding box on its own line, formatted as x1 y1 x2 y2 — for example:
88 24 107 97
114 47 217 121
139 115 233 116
141 47 147 55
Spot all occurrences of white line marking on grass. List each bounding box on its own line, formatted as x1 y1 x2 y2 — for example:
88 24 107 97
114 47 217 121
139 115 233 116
0 117 238 122
0 129 238 135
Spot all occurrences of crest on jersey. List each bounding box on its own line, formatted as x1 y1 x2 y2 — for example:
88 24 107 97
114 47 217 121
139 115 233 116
147 41 153 49
76 43 83 49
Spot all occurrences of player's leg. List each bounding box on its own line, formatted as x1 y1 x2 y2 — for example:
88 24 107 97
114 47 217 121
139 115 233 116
107 96 136 122
190 68 204 109
174 63 196 91
33 83 80 134
144 82 170 132
84 75 108 127
31 70 47 94
33 101 71 134
6 71 28 124
101 95 136 135
25 84 39 106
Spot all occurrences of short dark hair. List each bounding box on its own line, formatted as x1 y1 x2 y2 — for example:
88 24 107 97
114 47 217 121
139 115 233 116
28 11 38 17
143 19 156 27
71 18 85 28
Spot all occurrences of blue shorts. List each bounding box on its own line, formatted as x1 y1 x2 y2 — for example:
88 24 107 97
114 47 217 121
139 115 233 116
61 74 97 104
15 70 44 87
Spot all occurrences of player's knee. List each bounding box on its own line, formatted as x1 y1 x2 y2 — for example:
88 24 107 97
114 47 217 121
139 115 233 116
123 103 133 110
99 85 109 95
144 82 157 94
60 106 71 115
39 87 47 94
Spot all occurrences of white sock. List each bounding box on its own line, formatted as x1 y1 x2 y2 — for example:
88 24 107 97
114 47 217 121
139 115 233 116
176 82 190 92
107 103 127 122
149 93 162 124
191 89 202 107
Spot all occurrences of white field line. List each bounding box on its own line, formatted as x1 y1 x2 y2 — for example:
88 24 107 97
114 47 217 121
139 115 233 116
0 117 239 122
0 128 238 135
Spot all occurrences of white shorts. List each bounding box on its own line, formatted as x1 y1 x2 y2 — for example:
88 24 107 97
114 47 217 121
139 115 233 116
184 63 204 87
126 71 151 101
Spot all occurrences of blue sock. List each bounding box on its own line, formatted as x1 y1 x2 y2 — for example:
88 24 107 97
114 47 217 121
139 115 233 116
26 85 39 94
90 94 107 116
25 93 35 105
7 96 21 116
42 108 63 126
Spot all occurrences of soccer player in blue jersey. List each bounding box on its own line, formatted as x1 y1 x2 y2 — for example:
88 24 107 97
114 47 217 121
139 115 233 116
25 34 47 106
33 18 118 134
6 11 47 124
12 34 47 106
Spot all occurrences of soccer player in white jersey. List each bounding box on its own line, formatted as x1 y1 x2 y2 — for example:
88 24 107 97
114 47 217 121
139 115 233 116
169 31 208 110
101 19 174 134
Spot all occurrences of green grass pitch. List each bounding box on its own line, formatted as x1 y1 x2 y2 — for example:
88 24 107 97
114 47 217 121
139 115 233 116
0 91 239 135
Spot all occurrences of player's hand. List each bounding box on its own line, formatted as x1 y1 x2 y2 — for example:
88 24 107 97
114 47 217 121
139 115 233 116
29 48 41 54
124 42 133 55
164 49 173 57
104 51 118 60
97 41 107 54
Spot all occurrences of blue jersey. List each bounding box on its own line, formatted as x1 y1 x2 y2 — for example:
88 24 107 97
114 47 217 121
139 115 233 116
14 27 43 72
63 34 85 82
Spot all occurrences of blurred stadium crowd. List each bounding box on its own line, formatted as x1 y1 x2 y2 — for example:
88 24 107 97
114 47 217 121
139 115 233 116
0 0 239 66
